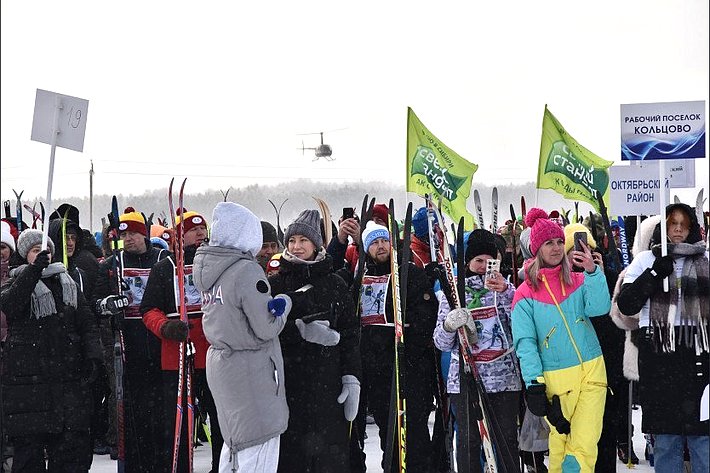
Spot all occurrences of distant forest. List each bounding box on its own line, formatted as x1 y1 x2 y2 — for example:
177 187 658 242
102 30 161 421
25 180 600 233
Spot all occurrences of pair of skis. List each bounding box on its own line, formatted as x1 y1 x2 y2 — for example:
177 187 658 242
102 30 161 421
383 200 413 473
108 196 127 473
429 202 515 472
168 178 195 473
352 194 376 301
473 187 499 232
424 195 456 471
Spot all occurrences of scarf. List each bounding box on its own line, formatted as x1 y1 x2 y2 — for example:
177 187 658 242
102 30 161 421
281 247 327 265
9 262 78 319
649 242 709 352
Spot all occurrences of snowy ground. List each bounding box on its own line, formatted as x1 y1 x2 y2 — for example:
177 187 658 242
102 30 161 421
87 408 654 472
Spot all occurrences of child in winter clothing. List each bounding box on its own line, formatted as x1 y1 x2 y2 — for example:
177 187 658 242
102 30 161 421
511 209 611 473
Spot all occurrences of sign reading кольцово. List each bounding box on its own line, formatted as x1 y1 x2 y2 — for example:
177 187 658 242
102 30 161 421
620 101 705 161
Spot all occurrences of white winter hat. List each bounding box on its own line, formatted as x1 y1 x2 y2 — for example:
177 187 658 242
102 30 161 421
1 220 15 252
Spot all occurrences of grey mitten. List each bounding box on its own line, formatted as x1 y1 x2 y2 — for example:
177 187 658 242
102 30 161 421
294 319 340 346
337 374 361 421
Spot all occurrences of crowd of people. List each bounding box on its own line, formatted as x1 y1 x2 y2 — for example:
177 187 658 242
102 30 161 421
0 196 708 473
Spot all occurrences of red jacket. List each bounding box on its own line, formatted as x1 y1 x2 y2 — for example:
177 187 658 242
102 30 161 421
140 253 210 370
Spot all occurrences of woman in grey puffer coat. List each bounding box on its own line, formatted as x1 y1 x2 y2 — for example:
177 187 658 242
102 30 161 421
193 202 293 473
433 229 522 473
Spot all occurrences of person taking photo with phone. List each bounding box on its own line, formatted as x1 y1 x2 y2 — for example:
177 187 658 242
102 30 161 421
433 228 522 472
511 208 611 473
564 222 634 471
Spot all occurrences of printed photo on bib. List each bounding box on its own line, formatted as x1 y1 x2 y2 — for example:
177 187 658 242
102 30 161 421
360 274 390 326
122 267 152 319
469 305 509 362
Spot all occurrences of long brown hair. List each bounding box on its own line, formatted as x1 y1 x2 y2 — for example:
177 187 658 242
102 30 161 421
526 251 573 291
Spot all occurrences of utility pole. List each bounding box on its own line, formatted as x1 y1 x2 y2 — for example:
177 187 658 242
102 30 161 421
89 160 94 233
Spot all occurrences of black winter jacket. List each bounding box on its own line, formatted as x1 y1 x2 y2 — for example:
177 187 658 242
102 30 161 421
94 245 170 368
1 264 103 436
268 254 361 459
360 256 439 370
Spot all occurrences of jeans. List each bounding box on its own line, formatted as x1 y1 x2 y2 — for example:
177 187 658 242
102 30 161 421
653 434 709 473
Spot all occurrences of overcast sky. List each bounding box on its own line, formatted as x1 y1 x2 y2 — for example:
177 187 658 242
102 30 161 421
1 1 708 209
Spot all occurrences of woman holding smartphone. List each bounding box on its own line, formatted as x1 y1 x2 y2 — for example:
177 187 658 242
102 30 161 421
511 208 611 473
433 228 522 472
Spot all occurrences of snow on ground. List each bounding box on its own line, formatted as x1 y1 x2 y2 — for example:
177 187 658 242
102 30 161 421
88 407 654 472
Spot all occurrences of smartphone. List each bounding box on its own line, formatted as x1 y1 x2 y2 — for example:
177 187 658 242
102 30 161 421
485 259 500 283
342 207 354 220
573 231 588 252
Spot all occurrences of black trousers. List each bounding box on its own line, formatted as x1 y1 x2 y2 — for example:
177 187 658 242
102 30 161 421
365 357 435 473
451 389 521 473
123 363 165 473
11 431 91 473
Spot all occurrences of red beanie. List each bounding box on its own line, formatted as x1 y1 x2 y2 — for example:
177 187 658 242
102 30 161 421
372 204 389 225
525 208 565 256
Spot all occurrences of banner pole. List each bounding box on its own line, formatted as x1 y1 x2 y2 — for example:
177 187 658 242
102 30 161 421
658 160 669 292
41 95 62 251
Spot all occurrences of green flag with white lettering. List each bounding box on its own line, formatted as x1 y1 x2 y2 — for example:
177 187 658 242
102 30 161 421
537 106 613 212
406 107 478 227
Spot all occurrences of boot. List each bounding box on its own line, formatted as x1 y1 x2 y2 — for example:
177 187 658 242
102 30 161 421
617 443 640 465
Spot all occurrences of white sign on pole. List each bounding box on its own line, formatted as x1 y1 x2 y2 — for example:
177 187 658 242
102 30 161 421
620 100 705 161
31 89 89 152
609 162 670 216
666 159 695 188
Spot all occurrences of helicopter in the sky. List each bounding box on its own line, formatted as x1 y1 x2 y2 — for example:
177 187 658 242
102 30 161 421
297 131 334 161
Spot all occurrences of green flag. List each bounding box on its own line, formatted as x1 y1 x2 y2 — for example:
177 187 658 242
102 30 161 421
537 106 613 212
406 107 478 227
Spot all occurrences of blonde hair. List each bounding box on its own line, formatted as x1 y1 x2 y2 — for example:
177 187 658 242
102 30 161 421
526 251 573 291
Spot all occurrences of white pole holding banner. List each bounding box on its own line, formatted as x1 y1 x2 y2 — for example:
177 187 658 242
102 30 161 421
658 160 669 292
41 96 62 251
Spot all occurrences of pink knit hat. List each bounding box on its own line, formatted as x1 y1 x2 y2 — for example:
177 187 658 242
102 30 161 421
525 208 565 256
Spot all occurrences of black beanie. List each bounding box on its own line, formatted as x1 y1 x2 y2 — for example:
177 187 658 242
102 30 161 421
465 229 499 262
261 221 278 244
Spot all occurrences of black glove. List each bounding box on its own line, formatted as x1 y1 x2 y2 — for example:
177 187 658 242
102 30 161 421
96 295 130 316
547 394 571 434
161 320 189 341
526 383 548 417
32 249 51 270
651 255 674 279
424 262 443 286
81 358 101 386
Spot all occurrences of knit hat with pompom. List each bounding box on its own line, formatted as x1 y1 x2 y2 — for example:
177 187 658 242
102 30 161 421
525 208 565 256
118 207 147 237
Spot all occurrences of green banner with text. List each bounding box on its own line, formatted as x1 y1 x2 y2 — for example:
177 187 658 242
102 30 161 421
537 106 613 212
406 107 478 227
